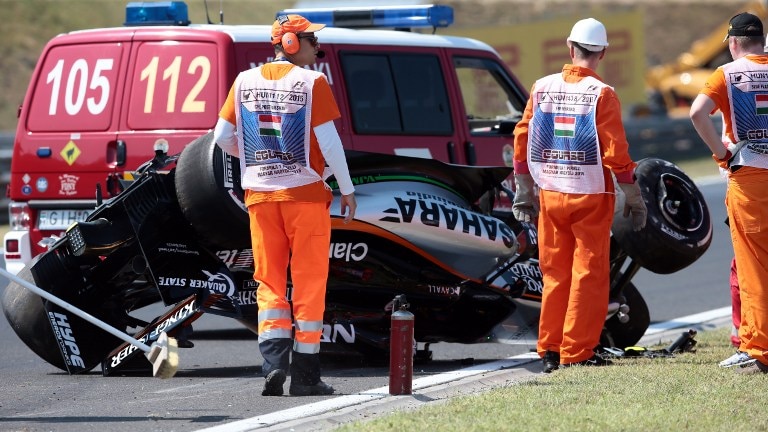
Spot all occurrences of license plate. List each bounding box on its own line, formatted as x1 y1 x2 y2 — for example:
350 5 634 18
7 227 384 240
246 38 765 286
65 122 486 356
38 209 93 230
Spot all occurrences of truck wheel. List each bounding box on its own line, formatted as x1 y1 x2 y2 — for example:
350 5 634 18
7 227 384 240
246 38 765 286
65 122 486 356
601 282 649 349
174 132 251 249
1 262 68 371
612 158 712 274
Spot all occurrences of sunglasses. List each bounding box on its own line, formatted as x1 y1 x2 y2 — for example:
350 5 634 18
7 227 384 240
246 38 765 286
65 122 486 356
298 33 319 47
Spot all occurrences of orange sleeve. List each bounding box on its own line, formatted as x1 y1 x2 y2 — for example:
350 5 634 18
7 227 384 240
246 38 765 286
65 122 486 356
512 83 536 174
311 75 341 127
701 68 735 170
596 87 636 183
219 83 237 124
700 68 734 147
700 68 729 115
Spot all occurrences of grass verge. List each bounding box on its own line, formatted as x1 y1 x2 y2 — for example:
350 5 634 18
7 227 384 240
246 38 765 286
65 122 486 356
337 327 768 431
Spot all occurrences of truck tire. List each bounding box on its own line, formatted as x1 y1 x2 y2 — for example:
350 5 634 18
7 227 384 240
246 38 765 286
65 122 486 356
1 262 68 371
174 132 251 249
612 158 712 274
601 282 649 349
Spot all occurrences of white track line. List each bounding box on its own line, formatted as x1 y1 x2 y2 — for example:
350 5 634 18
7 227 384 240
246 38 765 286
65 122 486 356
195 307 731 432
195 354 538 432
644 306 730 334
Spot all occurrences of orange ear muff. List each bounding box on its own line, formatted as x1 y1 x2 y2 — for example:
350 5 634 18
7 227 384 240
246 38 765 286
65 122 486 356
281 33 300 55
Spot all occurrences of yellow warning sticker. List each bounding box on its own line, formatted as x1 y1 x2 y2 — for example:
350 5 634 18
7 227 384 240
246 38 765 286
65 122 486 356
60 141 81 166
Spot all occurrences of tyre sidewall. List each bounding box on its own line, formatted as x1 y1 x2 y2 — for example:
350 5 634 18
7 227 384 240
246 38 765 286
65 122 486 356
613 158 713 274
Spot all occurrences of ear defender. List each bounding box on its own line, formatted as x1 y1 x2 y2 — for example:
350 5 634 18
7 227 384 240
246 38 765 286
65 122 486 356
281 32 300 54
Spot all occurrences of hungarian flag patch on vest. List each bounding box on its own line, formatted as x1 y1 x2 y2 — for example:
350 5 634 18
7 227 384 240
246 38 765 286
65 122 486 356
258 114 282 137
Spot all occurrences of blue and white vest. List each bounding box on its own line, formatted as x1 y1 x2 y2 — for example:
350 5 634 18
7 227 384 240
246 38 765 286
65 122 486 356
722 57 768 170
234 65 323 191
528 73 607 194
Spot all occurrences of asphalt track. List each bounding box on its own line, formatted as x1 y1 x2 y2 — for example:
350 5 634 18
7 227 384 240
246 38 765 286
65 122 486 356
194 307 731 432
194 174 733 431
0 176 731 431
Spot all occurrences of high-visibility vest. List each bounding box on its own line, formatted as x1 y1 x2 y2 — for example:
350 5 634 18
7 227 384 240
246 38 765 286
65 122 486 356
234 65 324 191
723 57 768 170
528 73 607 194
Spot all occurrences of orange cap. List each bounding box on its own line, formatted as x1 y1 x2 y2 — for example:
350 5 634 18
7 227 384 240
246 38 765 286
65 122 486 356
271 14 326 45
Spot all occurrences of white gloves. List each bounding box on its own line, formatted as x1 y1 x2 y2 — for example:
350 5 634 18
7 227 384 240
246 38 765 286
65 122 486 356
512 174 538 223
512 173 646 231
618 182 647 231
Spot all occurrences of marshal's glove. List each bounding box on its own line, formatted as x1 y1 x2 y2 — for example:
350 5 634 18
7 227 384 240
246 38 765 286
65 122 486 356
727 140 749 167
715 140 748 166
619 181 647 232
512 174 538 223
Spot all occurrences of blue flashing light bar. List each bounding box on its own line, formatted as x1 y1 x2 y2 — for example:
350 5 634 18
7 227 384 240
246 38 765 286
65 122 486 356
125 1 190 26
277 5 454 29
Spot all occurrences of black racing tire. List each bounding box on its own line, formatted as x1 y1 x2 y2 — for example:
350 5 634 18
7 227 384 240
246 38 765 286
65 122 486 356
601 282 650 349
1 261 68 371
612 158 712 274
174 132 251 250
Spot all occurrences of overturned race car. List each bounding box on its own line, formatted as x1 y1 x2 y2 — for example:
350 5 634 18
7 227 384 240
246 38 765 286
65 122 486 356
1 133 712 376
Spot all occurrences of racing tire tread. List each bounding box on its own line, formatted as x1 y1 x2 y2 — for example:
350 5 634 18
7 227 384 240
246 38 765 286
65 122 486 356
612 158 713 274
174 132 250 249
1 261 68 371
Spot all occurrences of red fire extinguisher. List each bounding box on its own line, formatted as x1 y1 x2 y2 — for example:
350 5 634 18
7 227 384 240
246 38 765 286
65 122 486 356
389 294 414 395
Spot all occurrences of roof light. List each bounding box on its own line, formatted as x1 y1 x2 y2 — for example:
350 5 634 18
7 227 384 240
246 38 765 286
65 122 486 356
125 1 190 26
276 5 454 29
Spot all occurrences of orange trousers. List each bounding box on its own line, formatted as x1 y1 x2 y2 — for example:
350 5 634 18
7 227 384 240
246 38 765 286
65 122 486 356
248 201 331 354
536 189 614 364
726 168 768 366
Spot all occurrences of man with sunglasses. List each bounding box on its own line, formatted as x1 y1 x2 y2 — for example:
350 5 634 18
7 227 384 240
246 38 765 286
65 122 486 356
213 14 356 396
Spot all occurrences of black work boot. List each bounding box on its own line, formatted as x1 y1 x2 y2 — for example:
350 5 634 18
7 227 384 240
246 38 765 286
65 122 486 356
289 351 335 396
561 353 613 368
542 351 560 373
262 369 287 396
289 380 335 396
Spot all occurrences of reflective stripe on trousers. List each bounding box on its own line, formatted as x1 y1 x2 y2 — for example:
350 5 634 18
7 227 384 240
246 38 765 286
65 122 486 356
249 200 331 354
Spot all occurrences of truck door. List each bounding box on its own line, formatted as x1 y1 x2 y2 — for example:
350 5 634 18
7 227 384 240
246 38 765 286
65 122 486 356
17 39 129 199
9 37 130 257
118 29 229 176
446 54 529 205
336 48 463 164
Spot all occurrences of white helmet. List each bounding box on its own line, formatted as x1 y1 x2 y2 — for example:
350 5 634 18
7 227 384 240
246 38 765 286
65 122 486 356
567 18 608 52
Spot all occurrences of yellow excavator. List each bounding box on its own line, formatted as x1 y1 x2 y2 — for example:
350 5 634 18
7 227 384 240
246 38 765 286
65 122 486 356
644 1 768 118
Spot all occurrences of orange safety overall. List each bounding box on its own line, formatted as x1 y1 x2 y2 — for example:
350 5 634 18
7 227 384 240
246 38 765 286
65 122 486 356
218 61 340 381
513 64 636 364
537 189 613 363
700 55 768 366
727 169 768 364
